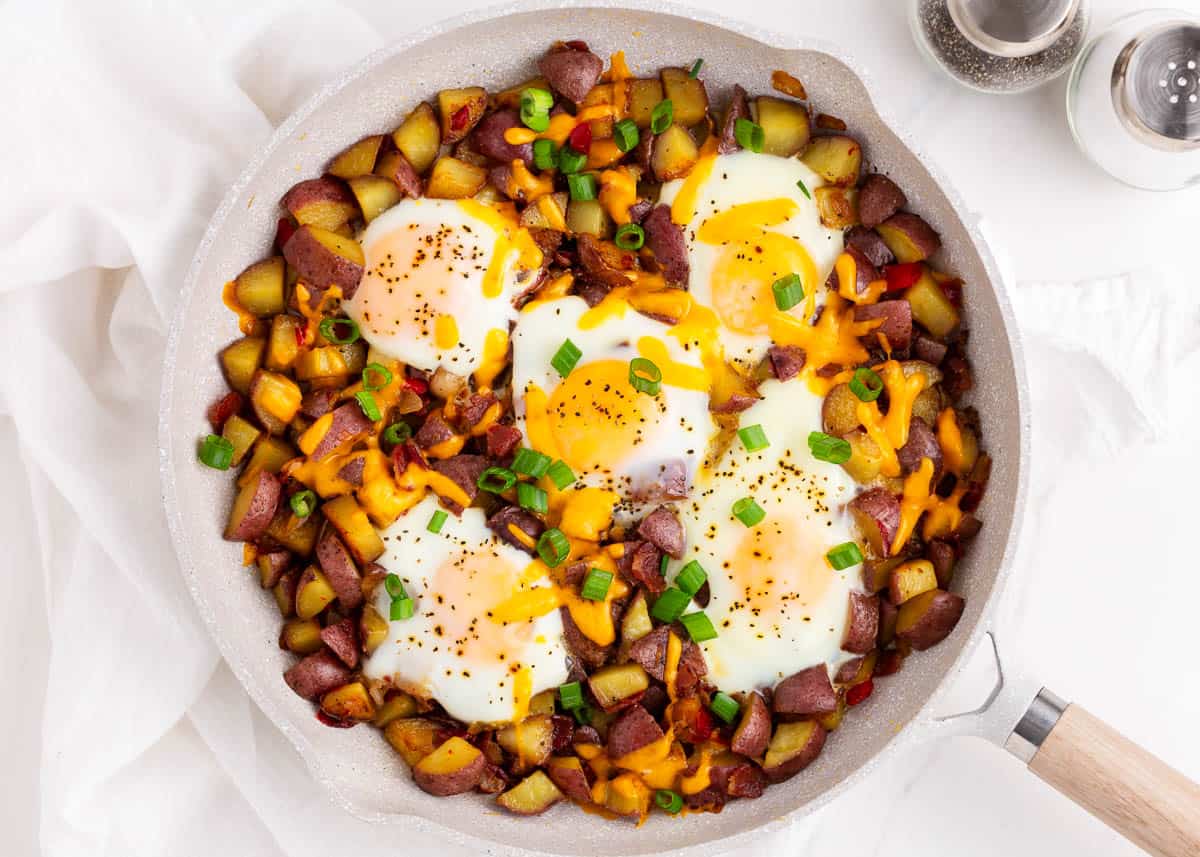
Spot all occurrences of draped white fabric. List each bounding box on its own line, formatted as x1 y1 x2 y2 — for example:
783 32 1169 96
1 2 1195 856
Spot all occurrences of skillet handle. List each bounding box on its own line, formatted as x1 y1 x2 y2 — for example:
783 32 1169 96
1006 689 1200 857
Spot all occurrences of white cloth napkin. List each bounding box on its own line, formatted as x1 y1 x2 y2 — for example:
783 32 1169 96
2 2 1196 857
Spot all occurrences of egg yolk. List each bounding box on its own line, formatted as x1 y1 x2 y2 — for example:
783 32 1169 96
427 549 537 665
725 521 835 617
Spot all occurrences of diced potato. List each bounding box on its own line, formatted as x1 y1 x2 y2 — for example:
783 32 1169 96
322 495 385 563
328 134 386 179
360 605 389 655
238 436 296 489
754 96 811 157
841 429 883 483
295 566 336 619
588 663 649 711
620 590 653 644
625 78 665 128
888 559 938 604
321 681 375 721
912 387 943 427
392 102 441 175
581 84 614 138
272 573 296 617
235 257 286 317
281 225 364 295
294 346 349 382
904 270 960 337
220 336 266 395
520 192 569 231
249 370 302 435
265 507 320 557
384 717 442 766
660 67 708 126
220 414 261 467
224 470 280 541
821 382 860 437
281 617 324 654
877 213 941 263
281 178 359 231
493 76 550 110
604 772 650 817
650 123 699 181
425 156 488 199
436 87 487 144
800 135 862 186
529 689 557 716
333 340 367 376
496 713 556 771
497 770 565 816
862 555 905 593
372 692 418 728
814 186 860 229
566 198 612 238
348 175 404 223
265 314 302 372
414 736 486 796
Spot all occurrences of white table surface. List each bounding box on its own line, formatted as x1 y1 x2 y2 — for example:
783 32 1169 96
2 1 1198 856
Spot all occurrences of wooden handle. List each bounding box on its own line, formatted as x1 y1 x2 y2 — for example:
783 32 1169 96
1028 703 1200 857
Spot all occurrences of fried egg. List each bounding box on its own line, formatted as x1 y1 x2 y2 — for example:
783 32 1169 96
657 150 844 366
362 494 568 724
510 295 715 499
344 198 542 375
676 378 863 693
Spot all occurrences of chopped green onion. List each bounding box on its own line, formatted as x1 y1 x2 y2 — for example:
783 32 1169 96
613 118 639 152
362 362 392 391
477 466 517 494
850 367 884 402
389 595 415 621
679 611 718 642
318 317 360 344
660 553 669 575
384 573 406 599
580 568 613 601
558 681 584 710
650 99 673 134
537 528 570 567
567 172 597 201
628 357 662 395
532 138 558 170
614 223 645 250
772 273 804 310
427 509 448 534
709 691 739 724
655 789 684 814
557 146 586 174
826 541 864 570
546 460 576 490
382 422 412 447
808 431 852 464
512 447 552 478
650 587 690 623
732 497 765 527
289 489 317 518
198 434 234 470
737 424 769 453
689 58 704 78
517 481 549 515
551 339 582 377
734 118 764 153
796 177 811 199
521 106 550 132
572 704 593 725
354 391 381 422
675 560 707 596
521 87 554 114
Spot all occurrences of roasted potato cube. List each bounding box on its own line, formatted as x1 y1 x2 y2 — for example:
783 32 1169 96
348 174 404 223
281 224 364 297
588 663 649 712
912 386 944 428
328 134 386 179
238 435 295 488
620 589 653 645
731 691 771 758
604 772 651 817
321 495 385 563
660 67 708 126
320 681 375 721
877 212 941 264
849 488 901 558
219 336 266 395
858 174 907 228
248 369 302 435
607 706 664 760
842 591 880 654
862 555 905 593
384 717 441 766
529 689 557 716
425 156 488 199
414 736 486 796
821 382 860 437
754 96 811 157
888 558 938 605
497 713 557 772
800 135 862 186
360 605 389 655
650 123 699 181
295 565 336 619
545 756 592 804
841 430 884 483
293 346 349 382
271 571 297 617
234 256 286 317
580 84 615 138
280 617 323 654
392 101 441 175
283 651 350 701
904 268 960 337
762 720 826 783
372 692 417 728
814 186 860 229
281 177 358 231
256 550 290 589
220 414 260 468
539 46 604 103
224 470 281 542
497 770 565 815
374 149 423 199
264 506 319 556
264 314 302 372
437 87 487 144
625 78 665 128
566 197 612 238
774 665 837 716
896 588 965 650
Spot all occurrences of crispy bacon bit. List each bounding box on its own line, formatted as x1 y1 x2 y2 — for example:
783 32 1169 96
274 217 297 253
815 113 847 131
771 69 807 100
207 391 243 431
884 262 923 292
846 679 875 706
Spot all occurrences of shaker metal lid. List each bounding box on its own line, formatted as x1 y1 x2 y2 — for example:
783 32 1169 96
1113 21 1200 153
947 0 1081 58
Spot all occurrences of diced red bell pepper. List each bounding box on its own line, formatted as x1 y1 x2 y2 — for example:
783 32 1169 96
315 710 356 729
846 679 874 706
207 391 243 431
883 262 923 292
450 105 470 132
404 376 429 395
568 122 592 154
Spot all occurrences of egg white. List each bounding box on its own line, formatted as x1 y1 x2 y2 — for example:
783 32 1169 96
362 494 568 724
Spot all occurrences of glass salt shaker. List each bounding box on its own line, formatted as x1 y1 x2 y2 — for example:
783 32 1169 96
1067 8 1200 191
909 0 1091 93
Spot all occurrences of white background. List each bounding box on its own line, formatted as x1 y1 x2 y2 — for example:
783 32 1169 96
1 1 1198 856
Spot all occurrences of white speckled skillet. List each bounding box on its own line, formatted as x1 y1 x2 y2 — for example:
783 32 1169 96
160 3 1200 855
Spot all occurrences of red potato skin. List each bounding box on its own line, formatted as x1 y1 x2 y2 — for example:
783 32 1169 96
300 387 339 419
835 656 864 684
857 174 907 228
560 606 613 670
413 745 486 797
621 540 666 593
625 625 670 680
283 650 351 700
319 617 359 668
538 45 604 103
546 759 592 803
487 505 544 554
642 204 690 288
763 723 827 784
376 151 424 199
718 84 751 154
773 665 838 716
854 299 913 351
913 334 948 366
845 225 895 268
896 416 943 479
841 591 880 655
280 177 356 226
315 527 362 610
898 590 965 650
429 455 487 511
281 225 363 298
414 412 455 449
849 488 901 557
257 550 291 589
839 244 881 298
731 691 771 758
311 402 373 462
224 471 281 542
473 109 534 166
631 458 688 502
769 345 806 381
879 212 941 261
637 506 685 559
878 598 899 647
606 705 664 759
485 423 522 459
928 538 957 587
